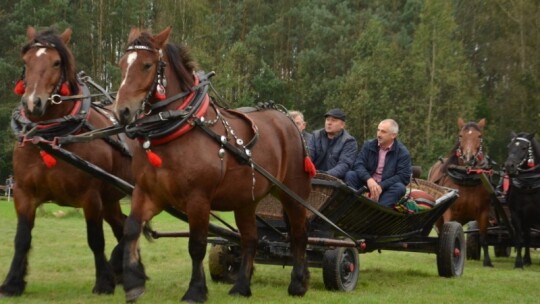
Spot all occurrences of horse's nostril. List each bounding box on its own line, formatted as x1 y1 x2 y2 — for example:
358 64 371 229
119 107 131 124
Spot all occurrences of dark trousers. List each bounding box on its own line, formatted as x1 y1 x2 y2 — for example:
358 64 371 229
344 171 406 208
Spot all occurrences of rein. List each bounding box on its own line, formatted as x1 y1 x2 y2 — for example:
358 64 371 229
124 71 212 145
12 72 132 158
12 77 92 142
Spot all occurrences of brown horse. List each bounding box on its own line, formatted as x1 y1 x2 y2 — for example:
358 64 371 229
113 27 312 302
428 118 494 267
0 27 137 297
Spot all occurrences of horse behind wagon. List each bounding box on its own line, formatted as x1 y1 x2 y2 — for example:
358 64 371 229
428 118 496 267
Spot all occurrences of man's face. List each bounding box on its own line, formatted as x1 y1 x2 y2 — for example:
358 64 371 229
294 116 306 132
377 121 396 148
324 116 345 136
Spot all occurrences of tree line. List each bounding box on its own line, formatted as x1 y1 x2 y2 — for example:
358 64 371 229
0 0 538 180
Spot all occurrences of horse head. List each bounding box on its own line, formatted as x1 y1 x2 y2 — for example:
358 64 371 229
455 118 486 167
115 26 199 125
17 26 78 119
504 132 537 176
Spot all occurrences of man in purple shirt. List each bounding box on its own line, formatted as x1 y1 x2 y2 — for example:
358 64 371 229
344 119 412 208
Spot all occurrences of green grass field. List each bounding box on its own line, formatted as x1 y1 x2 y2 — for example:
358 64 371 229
0 199 539 303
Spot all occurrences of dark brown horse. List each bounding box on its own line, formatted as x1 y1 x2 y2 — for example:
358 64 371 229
0 27 137 297
504 132 540 268
428 118 494 267
113 27 312 302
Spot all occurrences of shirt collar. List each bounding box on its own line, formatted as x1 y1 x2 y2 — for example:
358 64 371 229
379 142 393 151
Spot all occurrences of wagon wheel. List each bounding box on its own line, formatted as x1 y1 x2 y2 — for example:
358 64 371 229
494 245 511 257
466 221 481 260
322 247 359 291
208 244 240 283
437 221 465 277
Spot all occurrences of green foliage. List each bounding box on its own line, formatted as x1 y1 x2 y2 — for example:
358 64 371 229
0 0 539 178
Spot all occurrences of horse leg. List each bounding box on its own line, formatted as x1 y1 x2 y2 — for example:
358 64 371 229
103 202 127 284
281 201 309 297
181 201 210 302
83 206 116 294
511 211 524 269
228 208 257 298
0 193 35 297
123 193 153 302
522 226 532 266
478 212 493 267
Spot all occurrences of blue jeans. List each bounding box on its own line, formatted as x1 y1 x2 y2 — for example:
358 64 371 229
344 171 406 208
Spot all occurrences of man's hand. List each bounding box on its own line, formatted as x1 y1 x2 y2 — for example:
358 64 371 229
366 178 382 202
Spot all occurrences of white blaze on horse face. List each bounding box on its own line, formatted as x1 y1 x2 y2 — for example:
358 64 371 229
27 83 38 112
36 48 47 57
468 130 472 134
120 52 138 88
115 52 138 112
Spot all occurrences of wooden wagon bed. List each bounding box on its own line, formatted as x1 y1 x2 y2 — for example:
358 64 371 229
256 173 458 246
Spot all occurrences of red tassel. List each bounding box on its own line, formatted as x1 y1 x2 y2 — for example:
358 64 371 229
40 151 57 168
60 83 70 96
14 80 25 95
146 150 162 168
304 156 316 177
154 84 166 100
528 159 535 168
477 153 484 161
503 175 509 194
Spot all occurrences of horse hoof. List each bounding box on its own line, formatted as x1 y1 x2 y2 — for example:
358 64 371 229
125 286 145 303
229 285 251 297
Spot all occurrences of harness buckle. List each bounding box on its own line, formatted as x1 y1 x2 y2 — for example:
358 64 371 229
50 94 63 104
158 111 168 121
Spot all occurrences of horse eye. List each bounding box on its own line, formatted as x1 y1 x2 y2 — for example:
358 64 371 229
143 63 153 70
53 60 61 68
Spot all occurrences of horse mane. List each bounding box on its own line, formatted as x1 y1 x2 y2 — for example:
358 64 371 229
163 43 197 92
126 31 197 92
21 29 79 95
517 132 540 158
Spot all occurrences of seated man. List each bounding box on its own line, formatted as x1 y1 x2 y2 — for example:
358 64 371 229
345 119 411 208
289 110 313 143
308 108 357 179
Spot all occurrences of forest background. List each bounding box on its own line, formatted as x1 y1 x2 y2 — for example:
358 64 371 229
0 0 538 181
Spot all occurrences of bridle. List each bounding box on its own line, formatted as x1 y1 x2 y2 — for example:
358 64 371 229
455 135 485 167
509 136 536 170
15 42 71 104
123 44 168 116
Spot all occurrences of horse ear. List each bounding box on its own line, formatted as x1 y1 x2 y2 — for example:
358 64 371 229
153 26 172 49
477 118 486 130
26 26 36 41
60 28 72 44
511 131 517 138
127 27 141 44
457 117 465 129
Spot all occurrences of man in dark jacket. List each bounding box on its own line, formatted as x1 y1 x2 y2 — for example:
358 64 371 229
308 108 358 179
344 119 412 208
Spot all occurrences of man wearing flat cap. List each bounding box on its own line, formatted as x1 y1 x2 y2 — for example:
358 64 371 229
307 108 358 179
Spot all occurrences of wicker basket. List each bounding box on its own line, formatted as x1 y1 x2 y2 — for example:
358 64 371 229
255 173 341 221
407 178 448 201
